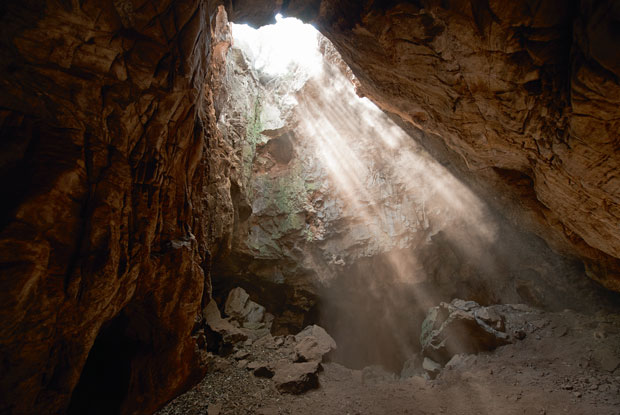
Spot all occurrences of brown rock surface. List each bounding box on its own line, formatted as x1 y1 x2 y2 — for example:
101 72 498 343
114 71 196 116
273 361 321 394
224 0 620 291
420 299 512 364
0 1 228 414
158 308 620 415
1 1 620 414
294 325 337 363
209 22 616 374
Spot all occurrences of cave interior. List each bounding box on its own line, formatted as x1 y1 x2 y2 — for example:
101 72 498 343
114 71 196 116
0 1 619 414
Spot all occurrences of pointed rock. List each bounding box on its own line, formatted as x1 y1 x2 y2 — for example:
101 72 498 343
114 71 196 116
294 325 337 362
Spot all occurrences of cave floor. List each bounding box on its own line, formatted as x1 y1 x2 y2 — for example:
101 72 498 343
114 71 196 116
158 309 620 415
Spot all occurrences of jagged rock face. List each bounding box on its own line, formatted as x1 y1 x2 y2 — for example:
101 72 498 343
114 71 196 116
226 0 620 291
0 1 222 414
0 1 618 414
210 27 614 371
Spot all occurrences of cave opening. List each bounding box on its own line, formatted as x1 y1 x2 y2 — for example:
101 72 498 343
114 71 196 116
67 311 137 415
206 9 620 379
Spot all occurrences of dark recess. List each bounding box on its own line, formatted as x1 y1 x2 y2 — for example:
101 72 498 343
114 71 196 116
68 312 137 415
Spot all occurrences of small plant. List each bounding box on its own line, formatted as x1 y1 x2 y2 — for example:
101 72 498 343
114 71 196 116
246 94 263 144
303 226 314 242
242 93 264 189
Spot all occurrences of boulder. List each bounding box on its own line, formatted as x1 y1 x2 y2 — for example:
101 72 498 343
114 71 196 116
294 325 337 362
203 300 247 346
224 287 265 328
421 299 511 364
400 354 423 379
422 357 442 380
273 361 321 394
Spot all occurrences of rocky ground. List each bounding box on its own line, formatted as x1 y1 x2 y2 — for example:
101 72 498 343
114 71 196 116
157 292 620 415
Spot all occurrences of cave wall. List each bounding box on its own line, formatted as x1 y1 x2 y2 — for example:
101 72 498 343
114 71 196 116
211 30 615 370
227 0 620 291
0 0 618 414
0 1 221 413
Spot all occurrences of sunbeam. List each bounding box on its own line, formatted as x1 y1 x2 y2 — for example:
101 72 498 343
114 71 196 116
215 13 620 414
230 15 505 374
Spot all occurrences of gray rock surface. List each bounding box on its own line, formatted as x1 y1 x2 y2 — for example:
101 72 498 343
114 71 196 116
422 357 442 380
294 325 337 363
273 361 321 394
203 301 248 346
420 299 512 364
400 354 423 379
225 287 270 328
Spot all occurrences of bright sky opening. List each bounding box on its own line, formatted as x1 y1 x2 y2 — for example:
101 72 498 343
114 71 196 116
231 14 323 76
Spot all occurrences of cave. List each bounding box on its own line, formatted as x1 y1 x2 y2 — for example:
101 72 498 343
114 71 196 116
0 1 619 415
67 312 136 415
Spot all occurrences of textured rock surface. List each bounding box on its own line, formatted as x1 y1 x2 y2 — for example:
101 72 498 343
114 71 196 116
420 299 511 364
225 287 264 324
422 357 442 379
273 361 321 394
0 1 227 414
210 25 616 373
1 1 619 414
294 324 337 362
223 0 620 292
203 300 248 349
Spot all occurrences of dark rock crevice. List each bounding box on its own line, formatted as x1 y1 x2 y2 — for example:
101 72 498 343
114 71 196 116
67 312 137 415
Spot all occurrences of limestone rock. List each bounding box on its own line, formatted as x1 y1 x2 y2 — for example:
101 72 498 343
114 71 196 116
307 0 620 291
421 300 511 364
294 325 337 362
273 361 321 394
422 357 442 380
0 1 220 413
225 288 252 319
2 1 620 414
212 18 611 374
400 354 423 379
231 0 620 292
225 287 267 326
444 354 473 370
203 300 248 346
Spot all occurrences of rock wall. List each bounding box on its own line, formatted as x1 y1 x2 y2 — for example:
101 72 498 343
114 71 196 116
0 2 225 414
210 28 615 371
0 1 618 414
224 0 620 292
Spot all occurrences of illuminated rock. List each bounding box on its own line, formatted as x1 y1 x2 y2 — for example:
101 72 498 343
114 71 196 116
420 299 511 364
294 324 337 362
1 1 619 413
273 361 321 394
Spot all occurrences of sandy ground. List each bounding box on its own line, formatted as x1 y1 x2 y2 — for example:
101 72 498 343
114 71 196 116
157 308 620 415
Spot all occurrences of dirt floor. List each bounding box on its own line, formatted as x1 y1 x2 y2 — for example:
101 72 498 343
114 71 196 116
157 308 620 415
